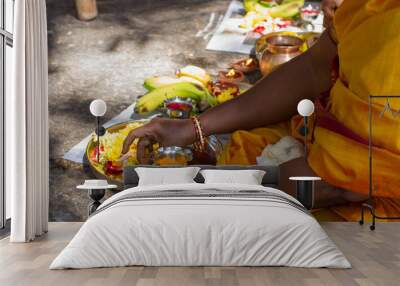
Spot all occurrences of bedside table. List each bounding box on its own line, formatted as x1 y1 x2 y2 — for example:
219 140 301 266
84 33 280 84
289 176 321 210
77 180 118 215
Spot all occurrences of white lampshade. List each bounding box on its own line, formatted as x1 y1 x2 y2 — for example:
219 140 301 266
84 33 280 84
90 99 107 117
297 99 315 117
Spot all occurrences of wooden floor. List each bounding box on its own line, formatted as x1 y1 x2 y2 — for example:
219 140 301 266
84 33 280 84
0 222 399 286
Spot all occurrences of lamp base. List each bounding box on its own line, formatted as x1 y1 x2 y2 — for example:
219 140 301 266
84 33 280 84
87 189 105 215
296 180 314 210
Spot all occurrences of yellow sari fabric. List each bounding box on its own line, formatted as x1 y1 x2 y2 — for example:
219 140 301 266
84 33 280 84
218 122 290 165
309 0 400 199
218 118 305 165
219 0 400 221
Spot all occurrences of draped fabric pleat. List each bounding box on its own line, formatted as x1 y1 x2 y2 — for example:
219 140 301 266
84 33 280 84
8 0 49 242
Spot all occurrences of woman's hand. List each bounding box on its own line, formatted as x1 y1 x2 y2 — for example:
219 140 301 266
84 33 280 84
322 0 343 29
121 117 196 163
122 29 338 163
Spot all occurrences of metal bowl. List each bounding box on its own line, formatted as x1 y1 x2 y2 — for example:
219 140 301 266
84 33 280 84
164 97 196 119
154 146 193 166
153 135 223 166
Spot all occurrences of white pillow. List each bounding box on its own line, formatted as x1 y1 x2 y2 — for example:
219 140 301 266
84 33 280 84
135 167 201 186
200 169 266 185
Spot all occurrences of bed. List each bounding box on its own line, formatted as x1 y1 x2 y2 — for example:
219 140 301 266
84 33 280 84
50 166 350 269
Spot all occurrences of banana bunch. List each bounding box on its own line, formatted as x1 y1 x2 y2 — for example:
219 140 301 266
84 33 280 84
269 0 304 18
137 65 216 114
144 75 206 91
135 82 217 114
176 65 211 86
241 0 304 28
244 0 304 13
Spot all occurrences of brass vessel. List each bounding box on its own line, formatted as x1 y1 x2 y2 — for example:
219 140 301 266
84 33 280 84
259 33 304 76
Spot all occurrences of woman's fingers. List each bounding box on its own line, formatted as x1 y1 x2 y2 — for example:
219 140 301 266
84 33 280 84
121 120 160 155
122 126 150 154
121 130 138 154
121 117 194 157
121 118 160 155
136 137 154 164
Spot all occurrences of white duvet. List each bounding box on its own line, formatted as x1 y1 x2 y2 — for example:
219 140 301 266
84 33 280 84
50 183 350 269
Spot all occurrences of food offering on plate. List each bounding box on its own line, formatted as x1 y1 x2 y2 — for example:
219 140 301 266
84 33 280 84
87 120 151 181
230 58 259 73
86 122 223 182
241 0 305 29
208 81 240 104
136 65 217 114
248 17 296 35
218 69 245 84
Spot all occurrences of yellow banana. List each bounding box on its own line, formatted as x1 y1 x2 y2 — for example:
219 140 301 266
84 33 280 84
135 82 209 114
176 65 211 86
269 1 304 18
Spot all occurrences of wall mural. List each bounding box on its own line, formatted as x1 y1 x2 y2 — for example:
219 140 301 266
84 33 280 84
48 0 400 223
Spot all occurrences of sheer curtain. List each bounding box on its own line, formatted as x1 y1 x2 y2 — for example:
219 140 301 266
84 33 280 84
7 0 49 242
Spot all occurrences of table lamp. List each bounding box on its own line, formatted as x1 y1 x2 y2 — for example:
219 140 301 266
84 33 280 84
297 99 315 158
90 99 107 162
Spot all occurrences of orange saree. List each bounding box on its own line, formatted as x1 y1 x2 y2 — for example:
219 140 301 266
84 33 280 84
219 0 400 221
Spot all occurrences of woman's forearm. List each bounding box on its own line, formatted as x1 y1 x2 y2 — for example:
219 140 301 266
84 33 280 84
199 31 337 136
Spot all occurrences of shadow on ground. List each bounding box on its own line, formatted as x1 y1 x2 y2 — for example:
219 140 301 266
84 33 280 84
47 0 242 221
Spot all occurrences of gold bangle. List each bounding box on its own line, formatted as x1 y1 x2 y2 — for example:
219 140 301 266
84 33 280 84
191 116 205 151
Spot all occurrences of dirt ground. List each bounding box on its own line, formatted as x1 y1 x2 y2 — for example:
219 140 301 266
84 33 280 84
47 0 240 221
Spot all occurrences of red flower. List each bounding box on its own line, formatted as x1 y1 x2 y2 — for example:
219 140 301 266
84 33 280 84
253 26 265 34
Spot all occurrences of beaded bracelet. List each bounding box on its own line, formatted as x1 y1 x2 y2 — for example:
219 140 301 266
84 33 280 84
190 116 206 151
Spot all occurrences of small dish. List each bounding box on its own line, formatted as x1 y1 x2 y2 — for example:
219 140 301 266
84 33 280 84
230 58 259 73
154 146 193 166
164 97 195 119
218 69 245 84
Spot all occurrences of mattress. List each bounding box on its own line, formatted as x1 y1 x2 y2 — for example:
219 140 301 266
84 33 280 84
50 183 350 269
